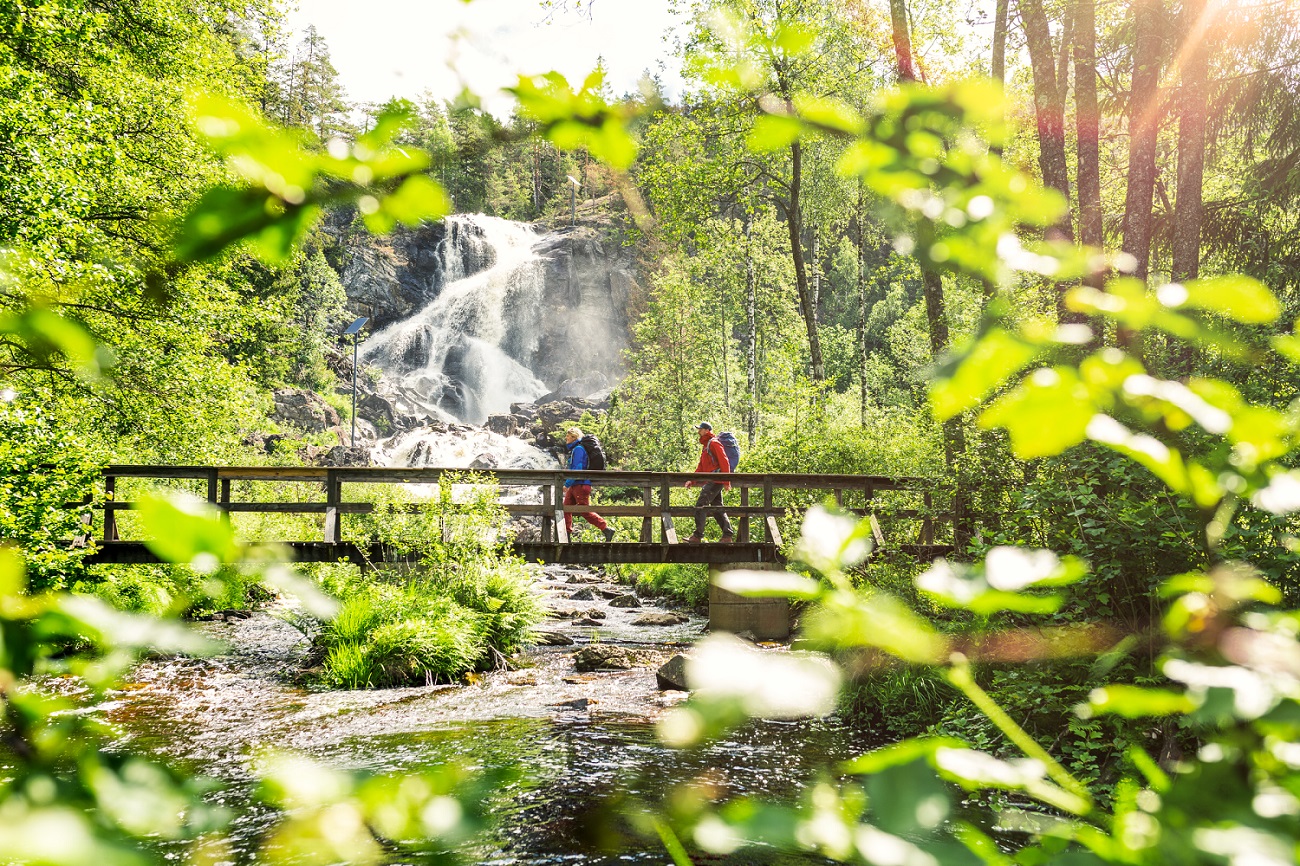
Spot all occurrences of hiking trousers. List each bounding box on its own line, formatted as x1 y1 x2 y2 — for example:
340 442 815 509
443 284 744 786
692 482 733 537
564 484 607 534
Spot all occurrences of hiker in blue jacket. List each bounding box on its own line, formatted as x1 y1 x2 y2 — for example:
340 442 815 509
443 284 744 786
564 426 614 541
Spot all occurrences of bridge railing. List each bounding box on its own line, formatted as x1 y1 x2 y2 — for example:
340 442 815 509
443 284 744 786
92 465 952 555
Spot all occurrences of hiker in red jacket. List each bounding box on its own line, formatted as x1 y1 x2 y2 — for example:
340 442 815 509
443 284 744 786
684 422 733 543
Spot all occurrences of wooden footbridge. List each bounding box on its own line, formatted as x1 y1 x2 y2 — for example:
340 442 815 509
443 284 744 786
83 465 953 567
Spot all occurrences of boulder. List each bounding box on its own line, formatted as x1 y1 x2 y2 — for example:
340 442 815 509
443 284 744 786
316 445 371 467
597 587 626 599
531 630 575 646
510 402 539 421
656 654 690 691
568 587 597 601
272 388 340 433
608 594 641 608
632 612 688 626
573 645 632 672
485 413 524 436
533 398 607 437
357 391 400 433
469 453 499 470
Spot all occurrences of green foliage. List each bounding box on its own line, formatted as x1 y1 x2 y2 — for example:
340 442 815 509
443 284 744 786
177 94 450 263
613 562 711 608
311 478 544 688
0 396 96 591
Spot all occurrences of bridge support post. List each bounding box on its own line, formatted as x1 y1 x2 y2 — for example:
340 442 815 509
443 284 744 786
709 562 790 641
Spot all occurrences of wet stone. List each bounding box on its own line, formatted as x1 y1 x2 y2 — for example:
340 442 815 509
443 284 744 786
631 612 688 626
574 618 604 627
531 630 575 646
565 573 604 584
656 654 690 691
608 594 641 608
568 588 597 601
596 587 625 599
573 645 633 672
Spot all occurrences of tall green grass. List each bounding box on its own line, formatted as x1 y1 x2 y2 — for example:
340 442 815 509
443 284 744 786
311 478 544 689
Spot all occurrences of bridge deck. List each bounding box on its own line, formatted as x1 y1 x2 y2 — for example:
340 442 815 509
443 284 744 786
81 466 955 567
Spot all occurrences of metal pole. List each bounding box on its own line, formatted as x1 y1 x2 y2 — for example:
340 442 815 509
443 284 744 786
570 184 575 226
351 334 358 446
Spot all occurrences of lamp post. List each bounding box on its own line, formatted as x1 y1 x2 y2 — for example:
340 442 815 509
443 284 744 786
343 316 369 446
566 174 580 226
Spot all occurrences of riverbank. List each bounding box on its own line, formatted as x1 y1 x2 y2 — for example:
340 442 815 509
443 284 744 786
96 563 878 863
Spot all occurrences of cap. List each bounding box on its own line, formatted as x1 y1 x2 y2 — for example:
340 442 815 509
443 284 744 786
695 422 713 431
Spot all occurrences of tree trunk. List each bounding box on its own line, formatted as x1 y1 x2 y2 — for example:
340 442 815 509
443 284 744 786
1074 0 1103 251
721 260 730 407
745 214 759 442
857 186 870 427
786 140 826 381
1122 0 1164 282
1056 5 1074 103
1018 0 1074 234
1172 0 1211 282
810 227 821 321
889 0 918 82
992 0 1010 82
923 270 969 543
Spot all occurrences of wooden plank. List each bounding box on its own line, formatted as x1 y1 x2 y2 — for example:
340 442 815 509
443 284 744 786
103 464 936 487
104 475 118 542
640 487 653 543
763 480 774 544
922 492 934 545
540 483 553 543
869 514 886 548
765 515 783 548
553 473 568 543
661 513 679 545
739 486 750 543
323 470 341 543
660 478 675 543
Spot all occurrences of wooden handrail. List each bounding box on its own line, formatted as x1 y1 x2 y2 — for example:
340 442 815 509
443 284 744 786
90 464 955 553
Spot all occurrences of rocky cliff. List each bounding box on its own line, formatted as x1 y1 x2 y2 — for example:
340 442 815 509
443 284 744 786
330 215 638 406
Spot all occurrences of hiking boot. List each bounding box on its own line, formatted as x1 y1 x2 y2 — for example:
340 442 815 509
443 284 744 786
719 535 734 543
603 527 616 542
684 534 703 544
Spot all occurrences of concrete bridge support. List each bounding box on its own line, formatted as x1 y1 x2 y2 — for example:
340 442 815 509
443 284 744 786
709 562 791 641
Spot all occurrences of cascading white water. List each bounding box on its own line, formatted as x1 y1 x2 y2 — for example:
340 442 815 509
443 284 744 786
360 215 552 426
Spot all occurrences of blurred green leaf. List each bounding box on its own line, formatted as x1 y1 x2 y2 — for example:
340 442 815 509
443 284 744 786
979 367 1094 459
1079 685 1196 718
135 493 238 570
713 569 821 599
0 307 113 380
746 115 803 153
932 327 1043 422
1177 275 1280 324
842 737 965 775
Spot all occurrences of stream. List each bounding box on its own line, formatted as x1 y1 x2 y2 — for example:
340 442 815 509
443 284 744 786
103 563 882 864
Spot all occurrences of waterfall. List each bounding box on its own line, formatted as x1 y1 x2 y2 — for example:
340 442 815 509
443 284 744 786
360 215 553 426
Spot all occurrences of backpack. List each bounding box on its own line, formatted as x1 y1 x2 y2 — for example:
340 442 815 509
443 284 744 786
716 431 741 471
578 434 607 470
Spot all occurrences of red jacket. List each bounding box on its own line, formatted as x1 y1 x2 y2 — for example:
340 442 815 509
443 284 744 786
693 433 732 489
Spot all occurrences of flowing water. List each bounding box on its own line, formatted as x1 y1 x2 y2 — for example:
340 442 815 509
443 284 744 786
103 565 880 864
359 215 555 427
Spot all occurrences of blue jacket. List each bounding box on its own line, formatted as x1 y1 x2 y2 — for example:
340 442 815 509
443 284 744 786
565 441 589 487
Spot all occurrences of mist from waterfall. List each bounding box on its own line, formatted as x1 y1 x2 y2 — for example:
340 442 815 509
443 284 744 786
359 215 553 426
